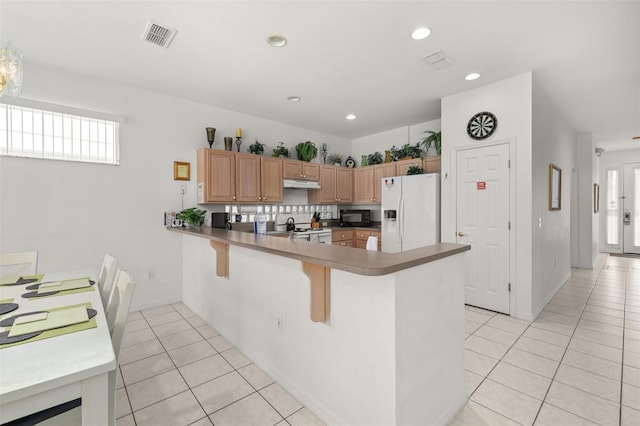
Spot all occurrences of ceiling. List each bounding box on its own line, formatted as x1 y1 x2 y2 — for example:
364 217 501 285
2 1 639 151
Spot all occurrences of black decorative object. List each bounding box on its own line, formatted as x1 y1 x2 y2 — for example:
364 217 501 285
345 156 356 168
206 127 216 148
235 137 243 152
467 112 497 140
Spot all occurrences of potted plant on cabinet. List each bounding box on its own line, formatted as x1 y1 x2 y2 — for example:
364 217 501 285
248 139 265 155
176 207 207 228
295 141 318 162
406 165 425 175
367 152 383 165
390 143 423 161
327 154 343 166
419 130 441 156
272 142 290 158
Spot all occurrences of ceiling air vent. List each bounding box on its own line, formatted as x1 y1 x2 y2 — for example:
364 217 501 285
423 50 454 70
142 20 177 48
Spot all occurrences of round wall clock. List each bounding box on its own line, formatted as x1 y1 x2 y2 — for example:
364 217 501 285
345 156 356 168
467 111 497 140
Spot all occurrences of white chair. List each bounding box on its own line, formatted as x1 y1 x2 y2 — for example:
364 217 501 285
25 270 136 426
97 254 118 309
0 250 38 276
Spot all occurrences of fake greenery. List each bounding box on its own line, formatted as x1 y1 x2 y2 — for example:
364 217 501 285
420 130 441 156
406 165 425 175
176 207 207 226
327 153 343 165
248 139 265 155
367 151 383 165
295 141 318 162
390 143 423 161
272 142 290 158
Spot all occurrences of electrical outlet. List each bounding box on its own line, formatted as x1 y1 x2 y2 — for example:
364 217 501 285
322 222 328 227
147 270 155 279
180 185 186 196
276 316 283 332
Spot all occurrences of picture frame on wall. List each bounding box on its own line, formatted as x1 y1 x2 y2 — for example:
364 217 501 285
594 183 599 213
174 161 191 181
549 164 561 211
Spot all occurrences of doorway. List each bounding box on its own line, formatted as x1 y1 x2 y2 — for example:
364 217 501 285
456 143 511 314
603 162 640 254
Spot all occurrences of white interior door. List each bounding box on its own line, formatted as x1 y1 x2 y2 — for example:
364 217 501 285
456 143 510 314
623 162 640 254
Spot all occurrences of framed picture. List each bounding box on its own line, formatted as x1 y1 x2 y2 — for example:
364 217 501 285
594 183 600 213
549 163 561 211
174 161 190 181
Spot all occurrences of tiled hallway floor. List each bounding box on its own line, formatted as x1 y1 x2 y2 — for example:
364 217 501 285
116 254 640 425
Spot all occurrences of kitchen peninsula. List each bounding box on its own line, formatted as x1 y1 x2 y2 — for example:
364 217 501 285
169 227 470 425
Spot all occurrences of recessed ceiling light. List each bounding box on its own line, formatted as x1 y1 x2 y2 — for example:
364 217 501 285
287 96 301 102
633 135 640 141
465 73 481 81
346 114 356 120
267 35 287 47
411 28 431 40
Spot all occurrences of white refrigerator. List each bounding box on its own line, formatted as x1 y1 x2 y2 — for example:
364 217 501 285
381 173 440 253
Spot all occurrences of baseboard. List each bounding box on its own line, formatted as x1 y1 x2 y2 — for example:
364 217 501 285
129 297 182 313
531 270 572 321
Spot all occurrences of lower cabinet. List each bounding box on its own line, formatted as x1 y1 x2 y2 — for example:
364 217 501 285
332 228 381 250
332 229 354 247
355 230 381 251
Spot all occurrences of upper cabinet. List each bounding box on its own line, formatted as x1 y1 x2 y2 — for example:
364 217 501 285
197 149 283 204
423 156 441 174
353 163 397 204
283 159 320 181
197 149 236 203
308 165 352 204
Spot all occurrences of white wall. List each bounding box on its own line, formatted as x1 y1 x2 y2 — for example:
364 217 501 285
441 72 534 320
0 63 350 310
531 77 576 316
575 133 596 269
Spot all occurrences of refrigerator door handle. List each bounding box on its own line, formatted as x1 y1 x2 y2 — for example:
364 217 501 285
398 196 404 245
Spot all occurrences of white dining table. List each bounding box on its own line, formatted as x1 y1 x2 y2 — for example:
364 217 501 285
0 269 116 425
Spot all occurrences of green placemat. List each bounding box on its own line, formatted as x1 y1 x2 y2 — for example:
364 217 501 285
0 302 97 349
0 274 44 286
23 283 95 299
0 298 13 303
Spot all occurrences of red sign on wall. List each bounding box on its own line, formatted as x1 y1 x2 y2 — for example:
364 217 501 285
477 181 486 190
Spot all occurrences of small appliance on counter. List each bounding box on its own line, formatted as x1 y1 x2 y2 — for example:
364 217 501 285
274 214 332 244
211 212 230 229
339 209 372 227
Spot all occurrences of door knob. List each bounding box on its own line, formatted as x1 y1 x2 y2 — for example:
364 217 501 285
457 231 465 237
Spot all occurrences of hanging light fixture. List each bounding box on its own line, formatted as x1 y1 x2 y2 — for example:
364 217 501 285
0 43 23 97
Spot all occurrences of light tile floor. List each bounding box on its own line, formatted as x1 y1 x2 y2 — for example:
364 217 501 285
116 254 640 425
453 253 640 426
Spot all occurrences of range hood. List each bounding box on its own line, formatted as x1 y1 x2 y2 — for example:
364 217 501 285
283 179 321 189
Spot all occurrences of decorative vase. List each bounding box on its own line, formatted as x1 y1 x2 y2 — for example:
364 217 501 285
224 137 233 151
385 150 392 163
206 127 216 148
361 155 368 167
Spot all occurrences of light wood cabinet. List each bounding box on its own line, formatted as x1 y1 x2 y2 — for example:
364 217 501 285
396 158 423 176
355 229 381 251
197 149 236 203
197 149 282 204
308 165 352 204
283 159 320 181
235 153 261 203
423 156 441 174
260 157 283 203
332 229 354 247
353 163 396 204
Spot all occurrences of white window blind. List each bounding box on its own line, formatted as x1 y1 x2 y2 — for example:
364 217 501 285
0 100 122 165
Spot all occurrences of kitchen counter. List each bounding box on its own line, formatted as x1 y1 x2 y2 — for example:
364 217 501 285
167 226 468 276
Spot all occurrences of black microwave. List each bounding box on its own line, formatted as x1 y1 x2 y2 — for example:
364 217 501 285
339 209 372 227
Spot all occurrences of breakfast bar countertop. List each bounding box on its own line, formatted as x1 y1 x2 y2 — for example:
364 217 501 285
168 226 470 276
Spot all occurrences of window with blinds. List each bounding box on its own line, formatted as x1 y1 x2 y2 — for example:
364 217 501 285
0 102 120 165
